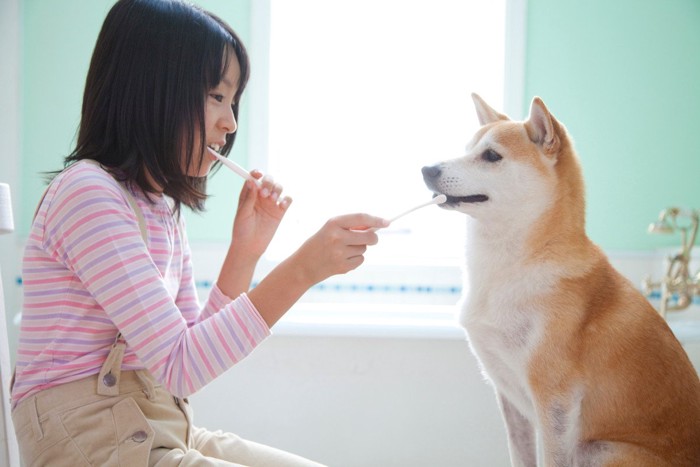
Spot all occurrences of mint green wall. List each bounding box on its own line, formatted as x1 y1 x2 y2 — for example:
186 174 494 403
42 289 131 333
20 0 251 241
20 0 700 250
21 0 110 234
525 0 700 250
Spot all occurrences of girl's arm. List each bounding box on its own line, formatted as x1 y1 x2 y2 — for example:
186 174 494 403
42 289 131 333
248 213 388 327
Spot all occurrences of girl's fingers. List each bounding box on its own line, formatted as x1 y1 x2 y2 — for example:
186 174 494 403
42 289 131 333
237 177 258 210
343 228 379 247
257 174 275 199
269 181 284 201
344 254 365 272
278 195 292 211
249 171 285 202
333 213 389 231
346 244 368 259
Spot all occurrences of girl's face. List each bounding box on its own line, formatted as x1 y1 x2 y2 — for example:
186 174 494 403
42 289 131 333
188 51 241 177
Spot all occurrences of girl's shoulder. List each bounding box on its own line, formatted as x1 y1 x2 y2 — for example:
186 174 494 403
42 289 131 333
60 159 160 205
39 160 131 222
53 159 123 192
47 160 176 220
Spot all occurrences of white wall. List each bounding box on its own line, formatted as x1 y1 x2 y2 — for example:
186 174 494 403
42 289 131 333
190 335 512 467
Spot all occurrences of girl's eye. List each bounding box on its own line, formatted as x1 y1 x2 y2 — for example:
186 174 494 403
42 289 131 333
210 94 224 103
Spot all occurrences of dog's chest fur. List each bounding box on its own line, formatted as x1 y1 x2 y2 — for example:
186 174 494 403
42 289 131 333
460 247 559 420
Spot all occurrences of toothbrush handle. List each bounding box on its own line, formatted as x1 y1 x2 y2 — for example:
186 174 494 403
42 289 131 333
209 148 261 186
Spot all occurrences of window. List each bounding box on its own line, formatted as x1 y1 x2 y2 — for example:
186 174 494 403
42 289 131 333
245 0 525 333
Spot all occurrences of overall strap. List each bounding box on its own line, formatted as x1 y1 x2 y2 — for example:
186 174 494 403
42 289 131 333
97 334 127 396
76 160 149 394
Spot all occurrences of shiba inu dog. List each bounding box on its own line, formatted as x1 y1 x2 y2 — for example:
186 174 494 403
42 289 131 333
422 94 700 466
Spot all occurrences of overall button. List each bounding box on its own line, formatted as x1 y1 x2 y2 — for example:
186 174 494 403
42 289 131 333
102 372 116 387
131 430 148 443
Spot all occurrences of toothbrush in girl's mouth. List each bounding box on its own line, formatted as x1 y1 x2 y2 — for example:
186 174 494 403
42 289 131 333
207 146 262 187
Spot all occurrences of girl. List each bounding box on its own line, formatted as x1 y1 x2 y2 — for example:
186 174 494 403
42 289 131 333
10 0 388 465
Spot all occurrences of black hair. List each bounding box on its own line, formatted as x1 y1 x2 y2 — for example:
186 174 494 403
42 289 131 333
64 0 250 212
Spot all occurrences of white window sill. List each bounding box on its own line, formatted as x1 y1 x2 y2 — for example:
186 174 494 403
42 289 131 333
271 303 466 340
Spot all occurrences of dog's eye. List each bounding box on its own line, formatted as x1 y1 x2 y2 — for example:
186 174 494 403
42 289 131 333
482 149 503 163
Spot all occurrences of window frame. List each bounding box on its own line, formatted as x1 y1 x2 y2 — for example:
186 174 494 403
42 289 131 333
243 0 528 335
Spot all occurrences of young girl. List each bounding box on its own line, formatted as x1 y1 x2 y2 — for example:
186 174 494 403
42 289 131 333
10 0 388 465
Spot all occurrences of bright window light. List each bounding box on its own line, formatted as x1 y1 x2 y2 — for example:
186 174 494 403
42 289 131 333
260 0 507 265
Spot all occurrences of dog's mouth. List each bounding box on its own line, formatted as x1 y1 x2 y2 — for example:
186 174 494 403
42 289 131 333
434 193 489 205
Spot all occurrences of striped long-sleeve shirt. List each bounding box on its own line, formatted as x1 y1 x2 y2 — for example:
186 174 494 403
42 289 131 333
12 160 270 407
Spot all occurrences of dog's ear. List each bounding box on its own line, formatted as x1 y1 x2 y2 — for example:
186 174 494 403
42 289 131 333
472 93 509 125
525 97 560 155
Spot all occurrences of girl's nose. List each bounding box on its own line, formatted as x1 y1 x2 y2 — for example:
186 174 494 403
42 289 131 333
221 107 237 134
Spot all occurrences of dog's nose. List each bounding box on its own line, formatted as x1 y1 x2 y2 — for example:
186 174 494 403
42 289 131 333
422 165 441 180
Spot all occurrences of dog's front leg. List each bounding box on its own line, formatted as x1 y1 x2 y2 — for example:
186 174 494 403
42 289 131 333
498 393 537 467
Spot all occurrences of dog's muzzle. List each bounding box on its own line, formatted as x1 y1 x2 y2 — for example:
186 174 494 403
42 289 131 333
421 164 489 205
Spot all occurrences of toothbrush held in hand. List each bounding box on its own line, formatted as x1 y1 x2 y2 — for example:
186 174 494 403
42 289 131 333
370 194 447 231
208 147 262 187
387 194 447 224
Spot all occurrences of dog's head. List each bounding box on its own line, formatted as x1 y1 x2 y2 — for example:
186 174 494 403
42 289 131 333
423 94 577 224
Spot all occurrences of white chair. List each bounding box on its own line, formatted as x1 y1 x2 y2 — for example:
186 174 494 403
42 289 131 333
0 182 20 466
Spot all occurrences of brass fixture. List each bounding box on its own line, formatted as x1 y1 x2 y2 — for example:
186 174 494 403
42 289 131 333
643 208 700 317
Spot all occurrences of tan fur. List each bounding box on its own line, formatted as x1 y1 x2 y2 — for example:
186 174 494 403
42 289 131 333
423 95 700 466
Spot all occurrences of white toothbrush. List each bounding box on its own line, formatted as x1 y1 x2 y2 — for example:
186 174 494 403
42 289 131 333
208 147 262 187
388 194 447 223
372 194 447 231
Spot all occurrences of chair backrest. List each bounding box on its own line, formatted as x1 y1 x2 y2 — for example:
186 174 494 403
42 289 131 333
0 182 20 466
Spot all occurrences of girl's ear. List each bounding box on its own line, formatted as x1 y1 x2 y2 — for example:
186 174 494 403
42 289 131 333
471 93 509 125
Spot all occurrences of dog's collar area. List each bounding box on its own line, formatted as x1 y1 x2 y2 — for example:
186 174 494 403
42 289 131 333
438 194 489 204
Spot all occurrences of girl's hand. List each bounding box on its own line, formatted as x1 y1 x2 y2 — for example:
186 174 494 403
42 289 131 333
290 213 389 286
231 170 292 259
246 212 388 327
